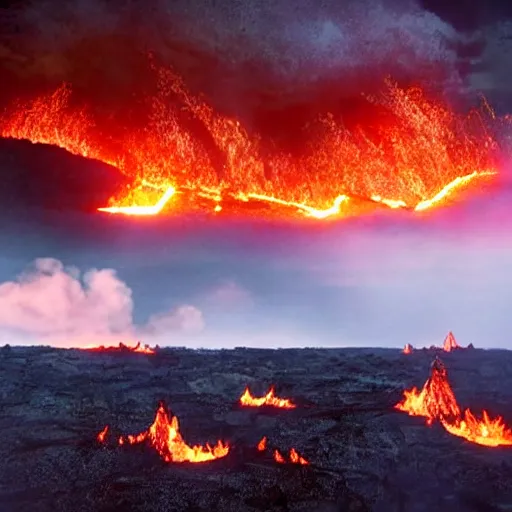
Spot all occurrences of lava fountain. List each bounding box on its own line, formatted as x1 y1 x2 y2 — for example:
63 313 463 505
395 357 512 447
0 68 500 220
240 386 296 409
98 402 229 463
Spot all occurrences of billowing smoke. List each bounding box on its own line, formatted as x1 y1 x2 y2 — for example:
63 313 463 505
0 0 495 131
0 258 204 347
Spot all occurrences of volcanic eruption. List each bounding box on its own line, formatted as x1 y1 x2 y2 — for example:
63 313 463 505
402 331 469 354
240 386 296 409
97 402 229 463
0 66 500 220
257 436 309 465
395 357 512 447
83 341 156 354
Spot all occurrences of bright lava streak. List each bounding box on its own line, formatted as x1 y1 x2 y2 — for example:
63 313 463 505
234 192 349 219
98 185 176 215
414 170 497 212
96 170 495 218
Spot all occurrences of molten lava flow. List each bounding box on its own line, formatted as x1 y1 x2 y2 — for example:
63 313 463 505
83 341 155 354
395 357 512 446
240 386 296 409
403 343 413 354
443 331 461 352
0 70 500 220
441 409 512 447
98 186 176 215
274 450 286 464
96 425 109 443
395 356 460 425
99 402 229 463
256 437 309 465
289 448 309 465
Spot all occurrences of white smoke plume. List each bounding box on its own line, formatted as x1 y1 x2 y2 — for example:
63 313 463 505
0 258 204 347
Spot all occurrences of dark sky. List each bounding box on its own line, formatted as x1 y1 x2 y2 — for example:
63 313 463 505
2 0 512 125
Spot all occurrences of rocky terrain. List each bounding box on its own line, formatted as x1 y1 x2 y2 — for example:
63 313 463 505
1 345 511 512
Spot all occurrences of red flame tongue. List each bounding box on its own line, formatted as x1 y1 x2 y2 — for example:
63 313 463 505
0 73 499 220
83 342 155 354
256 437 309 465
396 357 512 446
443 332 460 352
99 402 229 463
239 386 296 409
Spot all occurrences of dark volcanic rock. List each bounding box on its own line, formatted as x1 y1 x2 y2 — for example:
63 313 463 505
0 138 128 213
0 346 512 512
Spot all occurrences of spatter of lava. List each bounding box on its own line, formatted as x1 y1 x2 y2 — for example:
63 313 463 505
442 332 460 352
240 386 296 409
257 436 309 465
83 341 155 354
0 67 500 220
402 331 465 354
395 357 512 447
97 402 229 463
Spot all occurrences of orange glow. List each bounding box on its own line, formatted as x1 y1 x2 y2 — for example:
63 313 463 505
0 70 500 220
403 343 413 354
96 425 109 443
273 449 286 464
441 409 512 447
98 402 229 463
395 356 460 425
239 386 296 409
256 437 308 465
289 447 309 465
98 186 176 215
395 357 512 446
443 331 461 352
82 341 155 354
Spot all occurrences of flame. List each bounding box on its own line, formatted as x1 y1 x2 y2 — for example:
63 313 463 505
0 70 500 220
240 386 296 409
257 436 267 451
99 402 229 463
257 437 309 465
96 425 109 443
98 186 176 215
83 341 155 354
443 331 461 352
395 357 512 446
403 343 413 354
441 409 512 447
395 356 461 425
289 448 309 465
274 449 286 464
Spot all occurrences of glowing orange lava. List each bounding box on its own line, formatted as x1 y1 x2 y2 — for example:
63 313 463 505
83 341 155 354
443 331 461 352
256 436 309 465
403 343 413 354
0 69 500 220
240 386 296 409
395 357 512 446
98 402 229 463
96 425 109 443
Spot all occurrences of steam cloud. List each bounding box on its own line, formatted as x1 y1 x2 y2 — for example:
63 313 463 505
0 258 204 347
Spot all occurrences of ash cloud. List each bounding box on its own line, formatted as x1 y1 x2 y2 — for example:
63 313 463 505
0 0 498 126
0 258 205 347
